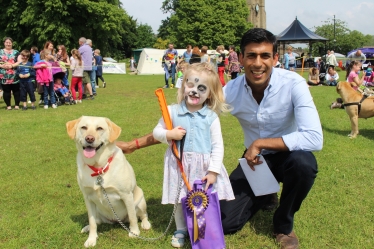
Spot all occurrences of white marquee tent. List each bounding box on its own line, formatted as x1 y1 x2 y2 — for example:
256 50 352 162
136 48 228 75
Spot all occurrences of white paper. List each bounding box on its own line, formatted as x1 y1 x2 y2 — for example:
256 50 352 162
239 156 280 196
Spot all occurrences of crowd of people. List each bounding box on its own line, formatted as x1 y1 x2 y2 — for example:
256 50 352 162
161 43 242 89
0 37 106 110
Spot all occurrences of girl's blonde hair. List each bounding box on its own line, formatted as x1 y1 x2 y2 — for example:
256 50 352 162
177 62 231 115
71 49 82 66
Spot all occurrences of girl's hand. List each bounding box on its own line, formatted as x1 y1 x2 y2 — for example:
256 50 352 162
202 171 218 191
166 126 186 141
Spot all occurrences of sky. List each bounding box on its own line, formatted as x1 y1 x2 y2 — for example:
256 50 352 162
120 0 374 36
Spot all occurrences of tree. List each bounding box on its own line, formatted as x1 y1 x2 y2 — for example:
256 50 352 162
153 38 170 49
312 18 371 56
0 0 135 57
158 0 251 49
134 24 156 49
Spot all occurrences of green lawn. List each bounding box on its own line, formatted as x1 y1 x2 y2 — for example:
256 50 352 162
0 70 373 248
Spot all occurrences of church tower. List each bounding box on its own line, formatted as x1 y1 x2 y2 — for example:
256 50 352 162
247 0 266 29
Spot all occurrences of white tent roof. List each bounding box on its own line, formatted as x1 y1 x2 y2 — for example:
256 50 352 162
136 48 229 75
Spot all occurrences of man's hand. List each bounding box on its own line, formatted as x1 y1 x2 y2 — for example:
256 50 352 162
244 141 263 171
202 171 218 191
166 126 186 141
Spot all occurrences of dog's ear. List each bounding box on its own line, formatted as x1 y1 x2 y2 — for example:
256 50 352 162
66 118 81 139
106 118 122 143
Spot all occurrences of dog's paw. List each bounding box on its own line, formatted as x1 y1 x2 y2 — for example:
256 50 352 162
141 218 151 230
84 236 97 248
128 227 140 238
81 225 90 233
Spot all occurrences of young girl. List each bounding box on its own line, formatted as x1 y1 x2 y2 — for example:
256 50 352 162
36 52 57 109
70 49 84 103
331 61 369 109
347 60 365 91
153 62 234 248
307 67 322 86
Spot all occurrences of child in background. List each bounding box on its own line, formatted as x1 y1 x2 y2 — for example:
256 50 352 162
54 77 74 105
35 53 56 109
130 56 136 72
364 67 374 86
153 62 234 248
16 50 36 110
94 49 106 88
70 49 84 104
175 61 187 89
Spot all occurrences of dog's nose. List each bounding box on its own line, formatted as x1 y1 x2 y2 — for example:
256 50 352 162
85 135 95 143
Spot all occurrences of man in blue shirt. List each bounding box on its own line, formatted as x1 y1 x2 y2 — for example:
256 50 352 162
220 28 323 249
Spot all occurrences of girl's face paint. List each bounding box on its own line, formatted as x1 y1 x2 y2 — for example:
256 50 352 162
184 72 210 111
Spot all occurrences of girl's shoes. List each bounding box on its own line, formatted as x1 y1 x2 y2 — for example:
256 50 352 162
171 230 187 248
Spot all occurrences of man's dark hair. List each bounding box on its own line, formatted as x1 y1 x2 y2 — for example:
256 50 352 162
240 28 278 55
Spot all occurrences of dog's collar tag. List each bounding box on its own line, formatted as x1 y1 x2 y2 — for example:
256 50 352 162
96 175 103 185
87 154 115 177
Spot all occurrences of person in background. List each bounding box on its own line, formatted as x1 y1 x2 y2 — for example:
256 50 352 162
330 61 366 109
325 67 339 86
162 43 178 88
346 50 366 67
130 56 136 72
216 45 226 86
16 50 36 110
57 45 70 88
78 37 94 100
86 39 97 94
307 67 323 86
70 49 84 104
40 41 56 63
228 45 241 79
0 37 20 110
326 50 338 69
180 44 192 64
283 46 295 71
200 46 209 63
189 46 201 64
94 49 106 88
30 46 40 65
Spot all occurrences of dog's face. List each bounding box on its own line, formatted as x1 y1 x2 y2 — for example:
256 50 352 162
66 116 121 158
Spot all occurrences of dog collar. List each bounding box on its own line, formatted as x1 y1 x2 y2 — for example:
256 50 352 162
87 154 114 177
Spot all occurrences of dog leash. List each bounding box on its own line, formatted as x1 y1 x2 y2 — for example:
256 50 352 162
96 172 183 241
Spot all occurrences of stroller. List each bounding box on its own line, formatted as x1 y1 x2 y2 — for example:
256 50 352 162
52 64 74 106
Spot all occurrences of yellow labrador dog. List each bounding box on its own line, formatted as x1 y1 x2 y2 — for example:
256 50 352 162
66 116 151 247
337 81 374 138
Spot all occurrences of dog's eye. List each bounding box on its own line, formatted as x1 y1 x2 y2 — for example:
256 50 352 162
97 127 103 131
81 126 87 130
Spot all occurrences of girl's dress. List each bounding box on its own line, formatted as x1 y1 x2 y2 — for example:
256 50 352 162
153 101 234 204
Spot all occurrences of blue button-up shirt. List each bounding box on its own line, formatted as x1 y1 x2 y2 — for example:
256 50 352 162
223 68 323 154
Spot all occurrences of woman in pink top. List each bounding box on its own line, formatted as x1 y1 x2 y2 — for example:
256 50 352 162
346 60 365 90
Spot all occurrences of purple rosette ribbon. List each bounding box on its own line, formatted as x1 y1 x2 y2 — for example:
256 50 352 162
185 189 209 242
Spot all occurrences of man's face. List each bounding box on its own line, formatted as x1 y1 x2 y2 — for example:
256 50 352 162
168 44 174 50
239 42 278 88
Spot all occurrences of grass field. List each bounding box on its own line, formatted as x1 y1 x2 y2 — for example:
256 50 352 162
0 69 373 248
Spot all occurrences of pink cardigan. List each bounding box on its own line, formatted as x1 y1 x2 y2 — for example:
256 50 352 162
34 61 53 85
